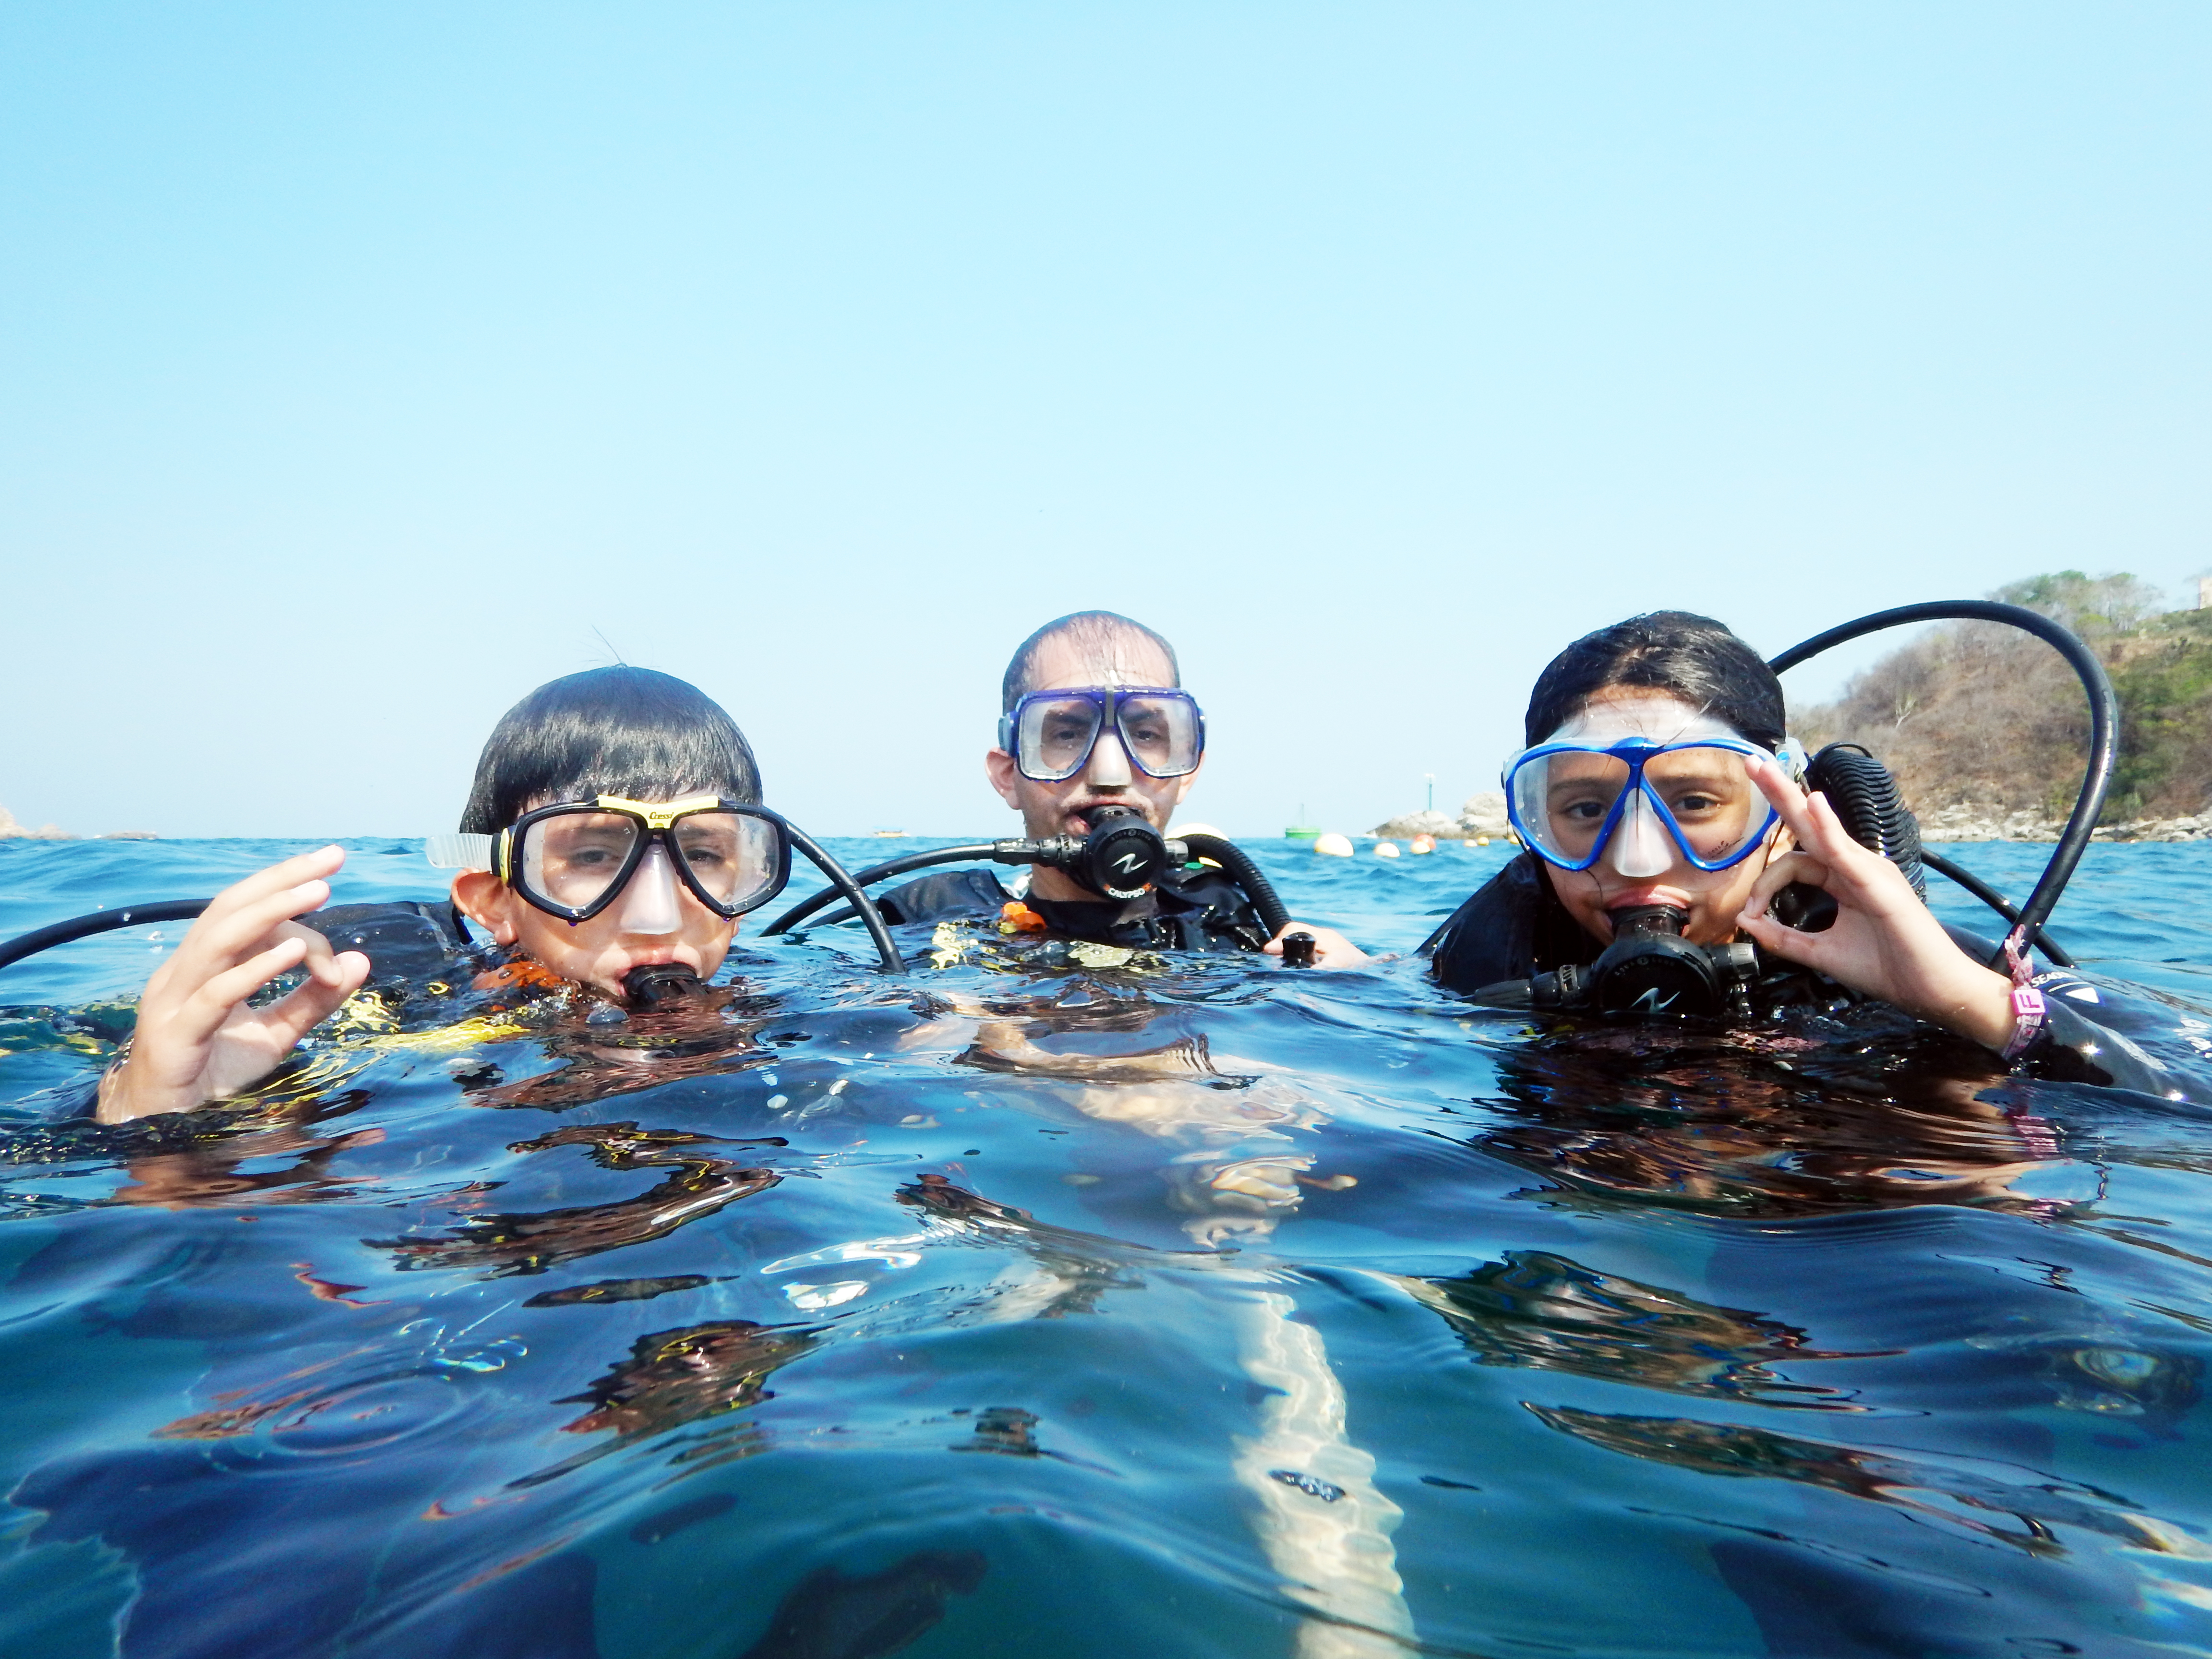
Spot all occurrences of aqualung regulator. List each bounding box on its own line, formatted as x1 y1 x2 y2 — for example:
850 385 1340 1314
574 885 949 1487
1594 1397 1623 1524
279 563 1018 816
760 805 1294 940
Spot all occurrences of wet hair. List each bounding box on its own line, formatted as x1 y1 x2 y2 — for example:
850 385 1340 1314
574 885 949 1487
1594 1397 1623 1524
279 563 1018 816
1001 611 1180 712
1524 611 1785 751
458 666 762 833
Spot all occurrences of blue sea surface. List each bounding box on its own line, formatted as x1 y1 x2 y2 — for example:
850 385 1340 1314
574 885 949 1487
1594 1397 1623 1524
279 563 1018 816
1 834 2211 1657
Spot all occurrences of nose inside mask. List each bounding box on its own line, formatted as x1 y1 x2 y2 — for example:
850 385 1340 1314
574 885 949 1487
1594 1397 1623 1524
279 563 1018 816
1605 789 1678 879
1086 729 1133 787
617 844 684 935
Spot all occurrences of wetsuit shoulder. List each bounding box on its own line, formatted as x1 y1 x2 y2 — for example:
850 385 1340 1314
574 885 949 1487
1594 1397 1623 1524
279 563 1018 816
1426 853 1596 993
300 901 475 988
875 869 1014 926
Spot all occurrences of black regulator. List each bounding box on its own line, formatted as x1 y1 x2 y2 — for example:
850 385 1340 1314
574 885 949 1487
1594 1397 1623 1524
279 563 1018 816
762 808 1294 939
1498 905 1760 1020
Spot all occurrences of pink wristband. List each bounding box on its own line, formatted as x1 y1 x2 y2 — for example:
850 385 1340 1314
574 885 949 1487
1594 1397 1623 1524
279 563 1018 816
2001 984 2046 1062
1998 926 2046 1063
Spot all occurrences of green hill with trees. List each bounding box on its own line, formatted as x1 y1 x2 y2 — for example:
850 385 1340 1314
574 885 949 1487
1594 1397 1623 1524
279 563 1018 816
1794 572 2212 838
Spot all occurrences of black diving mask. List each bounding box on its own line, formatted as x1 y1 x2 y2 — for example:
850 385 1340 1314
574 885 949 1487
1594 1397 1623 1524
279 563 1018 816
428 795 793 925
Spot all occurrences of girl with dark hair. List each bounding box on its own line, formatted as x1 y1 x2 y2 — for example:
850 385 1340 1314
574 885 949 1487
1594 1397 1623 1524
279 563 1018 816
1428 612 2181 1089
99 668 784 1123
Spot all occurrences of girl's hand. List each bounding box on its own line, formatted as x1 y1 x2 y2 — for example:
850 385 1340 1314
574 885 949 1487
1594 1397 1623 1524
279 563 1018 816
1262 923 1370 969
1735 757 2017 1052
97 846 373 1123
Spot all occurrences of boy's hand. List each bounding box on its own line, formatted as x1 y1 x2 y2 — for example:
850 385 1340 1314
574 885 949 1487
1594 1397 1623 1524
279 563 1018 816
1735 757 2016 1052
97 846 373 1123
1262 923 1370 970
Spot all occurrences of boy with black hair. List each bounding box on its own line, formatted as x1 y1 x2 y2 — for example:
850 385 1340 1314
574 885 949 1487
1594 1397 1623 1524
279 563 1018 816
99 666 780 1122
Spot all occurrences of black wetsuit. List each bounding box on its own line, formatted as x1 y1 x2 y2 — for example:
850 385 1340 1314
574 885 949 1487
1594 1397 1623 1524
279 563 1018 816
307 901 482 986
1425 851 2199 1100
875 866 1270 953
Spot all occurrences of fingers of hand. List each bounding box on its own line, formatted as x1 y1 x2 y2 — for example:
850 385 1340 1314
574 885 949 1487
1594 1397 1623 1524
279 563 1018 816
276 923 344 986
1738 907 1819 967
1748 756 1817 838
180 936 312 1041
263 952 370 1046
198 847 345 926
1743 852 1827 918
174 880 334 987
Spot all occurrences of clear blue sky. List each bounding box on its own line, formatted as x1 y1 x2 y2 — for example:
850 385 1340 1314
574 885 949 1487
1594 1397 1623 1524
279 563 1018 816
3 4 2206 839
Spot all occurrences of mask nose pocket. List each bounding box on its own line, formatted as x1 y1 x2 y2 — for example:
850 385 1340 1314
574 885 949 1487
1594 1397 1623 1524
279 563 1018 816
618 844 684 935
1086 729 1134 787
1606 789 1677 879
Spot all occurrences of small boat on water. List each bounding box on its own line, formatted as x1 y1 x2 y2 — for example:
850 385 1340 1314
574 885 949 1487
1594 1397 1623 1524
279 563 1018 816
870 828 908 838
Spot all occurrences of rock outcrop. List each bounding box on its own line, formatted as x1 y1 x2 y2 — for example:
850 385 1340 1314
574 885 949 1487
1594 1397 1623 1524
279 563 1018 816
1369 809 1460 840
0 805 70 841
1915 802 2212 843
0 805 156 841
1369 793 1515 842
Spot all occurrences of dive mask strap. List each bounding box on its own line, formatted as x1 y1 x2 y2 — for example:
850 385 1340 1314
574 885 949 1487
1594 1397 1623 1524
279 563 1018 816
425 833 496 872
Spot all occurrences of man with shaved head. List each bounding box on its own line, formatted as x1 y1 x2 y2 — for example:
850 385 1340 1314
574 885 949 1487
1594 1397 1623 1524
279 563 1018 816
876 611 1364 964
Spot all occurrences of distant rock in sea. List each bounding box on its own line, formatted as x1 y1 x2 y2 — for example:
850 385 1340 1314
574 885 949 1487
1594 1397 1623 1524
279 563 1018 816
1369 792 1514 842
0 805 156 842
1369 809 1460 840
0 805 70 841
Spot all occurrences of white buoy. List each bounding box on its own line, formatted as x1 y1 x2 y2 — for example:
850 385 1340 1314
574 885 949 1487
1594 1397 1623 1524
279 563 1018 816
1409 833 1436 854
1166 822 1226 840
1313 833 1354 858
1475 835 1490 847
1374 841 1401 859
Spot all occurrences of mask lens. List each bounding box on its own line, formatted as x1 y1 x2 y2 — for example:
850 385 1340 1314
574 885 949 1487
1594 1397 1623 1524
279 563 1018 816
670 811 783 914
1513 750 1633 867
1115 694 1200 777
1641 745 1762 866
519 812 642 912
1017 697 1106 781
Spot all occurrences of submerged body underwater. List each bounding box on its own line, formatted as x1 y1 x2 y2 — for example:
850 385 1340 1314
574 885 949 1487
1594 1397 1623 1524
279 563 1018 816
3 834 2212 1658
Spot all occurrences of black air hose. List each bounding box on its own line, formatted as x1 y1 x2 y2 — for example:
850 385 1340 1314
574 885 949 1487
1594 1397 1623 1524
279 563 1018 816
0 899 211 974
1805 744 1925 898
762 845 999 937
1770 600 2114 966
1177 833 1292 938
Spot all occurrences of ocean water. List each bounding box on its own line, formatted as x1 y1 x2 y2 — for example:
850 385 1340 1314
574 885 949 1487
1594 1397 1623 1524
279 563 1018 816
1 833 2210 1658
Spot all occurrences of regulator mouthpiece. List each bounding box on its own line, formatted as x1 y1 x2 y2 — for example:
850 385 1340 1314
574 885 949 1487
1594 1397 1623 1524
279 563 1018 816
1587 905 1755 1019
1075 805 1172 901
621 962 708 1008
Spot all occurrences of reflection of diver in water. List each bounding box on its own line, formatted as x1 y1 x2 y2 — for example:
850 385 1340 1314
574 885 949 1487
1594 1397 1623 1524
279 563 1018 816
455 974 781 1113
1462 1018 2075 1216
929 978 1349 1245
733 1549 986 1659
370 1118 788 1276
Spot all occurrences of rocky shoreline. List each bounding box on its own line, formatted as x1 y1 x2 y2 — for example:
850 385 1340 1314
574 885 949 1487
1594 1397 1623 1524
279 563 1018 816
0 805 155 842
1372 794 2212 845
1912 803 2212 843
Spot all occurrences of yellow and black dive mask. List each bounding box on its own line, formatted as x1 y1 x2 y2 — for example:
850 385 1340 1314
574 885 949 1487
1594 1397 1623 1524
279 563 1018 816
429 795 792 926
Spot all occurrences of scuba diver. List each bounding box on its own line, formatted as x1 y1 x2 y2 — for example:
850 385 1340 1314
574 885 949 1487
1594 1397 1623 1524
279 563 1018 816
1427 611 2196 1097
863 609 1367 966
89 666 887 1123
